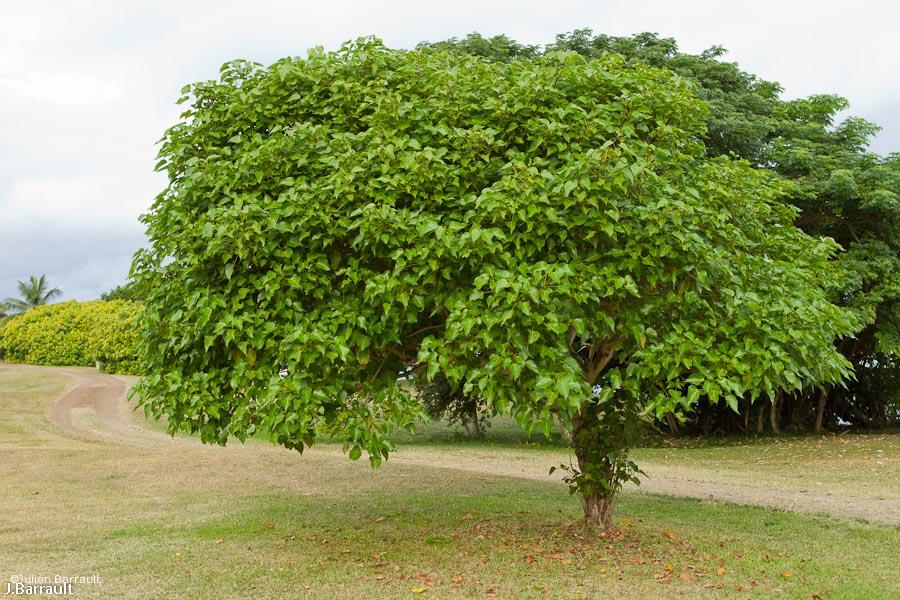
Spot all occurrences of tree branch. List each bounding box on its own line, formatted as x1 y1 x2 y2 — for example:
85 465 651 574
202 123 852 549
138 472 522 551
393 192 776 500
584 338 621 384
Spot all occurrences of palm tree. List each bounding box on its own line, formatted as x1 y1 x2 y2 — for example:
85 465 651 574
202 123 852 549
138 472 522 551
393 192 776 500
2 275 62 314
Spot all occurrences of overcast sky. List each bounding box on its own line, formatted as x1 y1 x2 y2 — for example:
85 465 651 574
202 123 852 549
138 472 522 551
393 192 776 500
1 0 897 302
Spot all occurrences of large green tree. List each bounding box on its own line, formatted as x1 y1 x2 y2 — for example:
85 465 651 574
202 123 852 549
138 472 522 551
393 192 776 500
134 40 856 529
425 31 900 432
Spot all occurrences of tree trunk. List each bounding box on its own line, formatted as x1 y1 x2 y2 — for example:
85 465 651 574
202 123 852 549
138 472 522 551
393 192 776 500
756 403 765 433
769 392 781 433
665 413 680 435
582 490 614 530
572 420 619 531
840 398 872 427
470 404 479 436
814 386 829 433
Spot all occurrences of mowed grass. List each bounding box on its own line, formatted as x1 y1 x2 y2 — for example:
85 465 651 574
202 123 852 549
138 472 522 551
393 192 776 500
2 367 898 599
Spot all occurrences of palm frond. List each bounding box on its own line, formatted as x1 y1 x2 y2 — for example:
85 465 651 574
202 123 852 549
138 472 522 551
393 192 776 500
6 275 62 312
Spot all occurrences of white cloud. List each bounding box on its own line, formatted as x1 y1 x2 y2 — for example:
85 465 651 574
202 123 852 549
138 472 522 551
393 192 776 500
1 0 898 301
1 173 156 227
0 72 124 105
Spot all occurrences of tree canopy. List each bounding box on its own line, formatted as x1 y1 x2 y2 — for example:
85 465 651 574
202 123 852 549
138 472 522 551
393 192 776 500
134 39 857 528
424 30 900 431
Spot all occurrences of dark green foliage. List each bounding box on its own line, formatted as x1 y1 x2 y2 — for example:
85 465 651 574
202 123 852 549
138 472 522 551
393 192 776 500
420 372 491 436
101 281 144 302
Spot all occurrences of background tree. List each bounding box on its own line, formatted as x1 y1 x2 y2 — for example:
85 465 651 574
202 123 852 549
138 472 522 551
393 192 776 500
423 30 900 433
420 373 491 437
2 275 62 314
134 40 856 529
101 281 144 302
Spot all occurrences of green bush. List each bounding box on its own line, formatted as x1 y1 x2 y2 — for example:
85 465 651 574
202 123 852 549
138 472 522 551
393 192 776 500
0 300 144 375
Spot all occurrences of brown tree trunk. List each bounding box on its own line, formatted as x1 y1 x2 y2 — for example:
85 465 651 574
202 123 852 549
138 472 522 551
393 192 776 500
582 490 614 530
756 403 765 433
840 398 872 427
573 420 618 531
814 386 829 433
769 392 781 433
665 413 680 435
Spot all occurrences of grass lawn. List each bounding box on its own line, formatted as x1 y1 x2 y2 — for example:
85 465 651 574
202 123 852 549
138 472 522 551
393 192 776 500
2 367 898 599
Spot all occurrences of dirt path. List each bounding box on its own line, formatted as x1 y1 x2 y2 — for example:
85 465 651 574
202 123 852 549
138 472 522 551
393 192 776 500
14 363 899 525
5 363 156 443
47 367 130 435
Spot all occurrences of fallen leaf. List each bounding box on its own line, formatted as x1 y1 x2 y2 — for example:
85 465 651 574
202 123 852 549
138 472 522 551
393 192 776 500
621 519 632 527
680 572 693 582
664 530 675 540
781 571 793 578
410 586 428 594
716 567 727 575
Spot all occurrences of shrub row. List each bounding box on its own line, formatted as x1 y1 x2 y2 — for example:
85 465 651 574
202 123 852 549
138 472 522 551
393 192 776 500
0 300 143 375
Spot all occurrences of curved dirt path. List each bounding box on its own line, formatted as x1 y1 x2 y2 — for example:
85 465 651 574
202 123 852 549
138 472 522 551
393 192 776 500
47 367 130 435
5 363 158 443
13 364 900 524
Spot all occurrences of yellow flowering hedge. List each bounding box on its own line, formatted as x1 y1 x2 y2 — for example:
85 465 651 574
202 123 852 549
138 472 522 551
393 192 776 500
0 300 143 375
